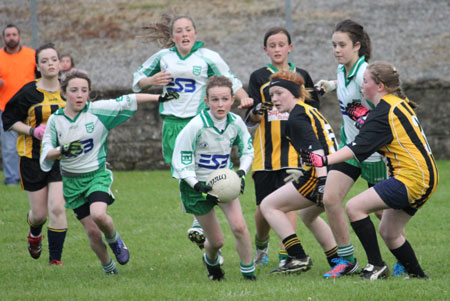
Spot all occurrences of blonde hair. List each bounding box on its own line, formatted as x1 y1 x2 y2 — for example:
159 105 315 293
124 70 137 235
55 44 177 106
270 71 311 101
367 62 417 108
142 14 196 48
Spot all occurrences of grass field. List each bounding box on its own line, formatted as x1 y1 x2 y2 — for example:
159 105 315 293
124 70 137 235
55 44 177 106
1 161 449 300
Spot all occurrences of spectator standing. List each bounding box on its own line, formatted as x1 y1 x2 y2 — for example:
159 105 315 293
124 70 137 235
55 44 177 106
0 24 36 185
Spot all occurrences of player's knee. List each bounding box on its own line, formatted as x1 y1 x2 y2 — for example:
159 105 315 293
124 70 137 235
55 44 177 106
90 211 107 225
378 223 396 243
345 201 358 220
48 202 65 219
231 221 249 239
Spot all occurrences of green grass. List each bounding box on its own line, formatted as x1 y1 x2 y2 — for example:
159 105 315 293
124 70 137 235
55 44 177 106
1 161 449 300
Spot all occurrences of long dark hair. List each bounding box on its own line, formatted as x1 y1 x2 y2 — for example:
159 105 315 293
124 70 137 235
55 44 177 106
335 19 371 62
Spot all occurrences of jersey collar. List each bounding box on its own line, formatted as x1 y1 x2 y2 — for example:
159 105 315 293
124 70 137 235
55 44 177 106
170 41 204 60
266 62 296 73
340 55 366 87
199 108 236 134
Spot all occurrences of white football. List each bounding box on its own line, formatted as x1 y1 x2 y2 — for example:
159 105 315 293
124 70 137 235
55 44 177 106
206 168 241 203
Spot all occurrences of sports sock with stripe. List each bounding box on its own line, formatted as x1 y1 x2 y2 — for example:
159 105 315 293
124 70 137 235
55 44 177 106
337 244 355 263
325 246 339 267
282 234 306 259
48 227 67 261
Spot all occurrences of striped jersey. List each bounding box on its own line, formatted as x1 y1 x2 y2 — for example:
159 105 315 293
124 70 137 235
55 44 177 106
336 56 381 163
172 109 254 181
286 100 337 158
247 63 320 171
2 80 65 159
348 94 439 208
133 41 242 119
41 95 137 174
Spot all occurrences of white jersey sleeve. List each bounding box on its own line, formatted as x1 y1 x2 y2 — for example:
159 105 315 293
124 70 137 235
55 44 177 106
171 116 203 180
40 114 58 172
172 110 253 182
41 95 138 174
132 49 168 92
132 43 243 119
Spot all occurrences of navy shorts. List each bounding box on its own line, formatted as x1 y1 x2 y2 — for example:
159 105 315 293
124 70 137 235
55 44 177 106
373 177 417 216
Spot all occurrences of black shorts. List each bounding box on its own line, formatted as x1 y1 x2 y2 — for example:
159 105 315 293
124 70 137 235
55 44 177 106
253 170 290 205
292 168 320 205
73 191 113 220
373 177 417 216
20 157 61 192
329 162 374 188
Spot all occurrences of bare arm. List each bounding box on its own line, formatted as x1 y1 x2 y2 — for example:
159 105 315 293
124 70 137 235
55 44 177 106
235 87 254 109
11 121 33 136
326 146 354 165
135 93 160 104
137 70 172 90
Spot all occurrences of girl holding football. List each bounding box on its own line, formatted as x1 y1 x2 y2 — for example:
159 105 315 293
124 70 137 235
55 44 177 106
133 15 253 249
172 76 256 281
301 61 438 280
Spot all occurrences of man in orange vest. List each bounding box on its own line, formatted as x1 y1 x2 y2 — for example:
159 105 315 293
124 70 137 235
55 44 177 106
0 24 36 185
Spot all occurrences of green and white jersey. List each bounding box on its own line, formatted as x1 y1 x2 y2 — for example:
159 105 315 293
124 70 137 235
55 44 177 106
336 56 381 162
41 95 137 174
172 109 254 181
132 41 242 119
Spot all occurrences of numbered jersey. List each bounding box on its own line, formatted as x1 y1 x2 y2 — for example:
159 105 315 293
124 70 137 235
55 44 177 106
41 95 137 174
348 94 439 207
132 41 242 118
172 109 254 181
336 56 381 163
286 101 337 157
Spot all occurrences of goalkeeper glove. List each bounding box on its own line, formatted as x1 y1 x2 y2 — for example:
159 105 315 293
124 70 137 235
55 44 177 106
60 141 83 157
158 90 179 102
252 101 273 115
29 124 46 140
299 149 328 167
194 182 219 204
314 80 336 96
346 102 370 130
315 176 327 207
283 169 303 183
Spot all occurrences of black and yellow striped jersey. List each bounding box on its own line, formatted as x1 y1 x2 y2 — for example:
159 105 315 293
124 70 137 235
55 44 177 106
287 100 337 159
3 79 66 159
247 63 320 171
348 94 439 208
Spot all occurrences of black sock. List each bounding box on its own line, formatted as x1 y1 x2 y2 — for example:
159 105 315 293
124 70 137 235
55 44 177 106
350 216 384 266
27 214 44 237
325 246 339 267
48 228 67 261
390 240 426 277
282 234 306 259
